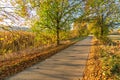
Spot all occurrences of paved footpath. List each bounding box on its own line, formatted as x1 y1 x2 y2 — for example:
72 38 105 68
7 36 92 80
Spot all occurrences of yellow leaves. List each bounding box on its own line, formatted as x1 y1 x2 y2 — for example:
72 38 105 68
0 31 35 54
0 38 4 41
7 41 12 44
5 36 7 39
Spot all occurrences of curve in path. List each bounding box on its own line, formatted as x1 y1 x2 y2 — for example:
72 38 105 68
7 36 92 80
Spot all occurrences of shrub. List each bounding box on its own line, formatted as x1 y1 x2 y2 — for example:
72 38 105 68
0 31 35 54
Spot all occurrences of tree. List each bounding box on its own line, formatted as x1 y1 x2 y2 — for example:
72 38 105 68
32 0 83 45
84 0 120 38
73 15 89 37
15 0 83 45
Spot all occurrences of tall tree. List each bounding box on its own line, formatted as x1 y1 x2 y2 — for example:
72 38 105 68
84 0 120 38
32 0 83 45
15 0 83 45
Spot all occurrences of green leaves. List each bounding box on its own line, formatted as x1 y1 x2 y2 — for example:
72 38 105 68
31 0 83 45
84 0 120 38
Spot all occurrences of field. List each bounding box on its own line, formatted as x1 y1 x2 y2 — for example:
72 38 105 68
108 35 120 41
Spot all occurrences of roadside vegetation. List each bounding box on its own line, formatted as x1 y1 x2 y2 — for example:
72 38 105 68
0 30 87 60
83 36 120 80
82 0 120 79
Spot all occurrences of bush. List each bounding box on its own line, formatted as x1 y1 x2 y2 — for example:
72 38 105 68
0 30 85 55
0 31 35 54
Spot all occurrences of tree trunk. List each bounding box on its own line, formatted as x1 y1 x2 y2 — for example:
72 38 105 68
56 9 60 45
56 26 60 45
101 27 104 36
101 15 104 36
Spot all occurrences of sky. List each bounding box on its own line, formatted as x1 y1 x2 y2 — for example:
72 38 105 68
0 0 30 28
